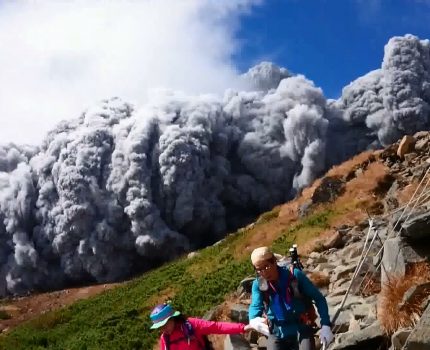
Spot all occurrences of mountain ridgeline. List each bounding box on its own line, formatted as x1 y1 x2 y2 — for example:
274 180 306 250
0 34 430 296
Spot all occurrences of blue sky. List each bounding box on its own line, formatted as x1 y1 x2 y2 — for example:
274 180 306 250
235 0 430 98
1 0 430 144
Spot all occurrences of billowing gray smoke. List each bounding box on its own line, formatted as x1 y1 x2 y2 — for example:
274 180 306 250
334 34 430 147
1 34 430 296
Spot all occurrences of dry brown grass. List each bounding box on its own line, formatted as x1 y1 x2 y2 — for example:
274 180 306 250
378 263 430 335
397 182 421 206
146 287 176 307
360 274 381 297
337 162 389 204
326 150 375 178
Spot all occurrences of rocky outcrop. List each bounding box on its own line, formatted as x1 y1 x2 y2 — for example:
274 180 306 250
330 321 386 350
381 237 428 284
218 132 430 350
397 135 416 158
312 176 345 204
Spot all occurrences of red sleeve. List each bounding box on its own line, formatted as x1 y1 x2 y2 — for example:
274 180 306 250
159 335 164 350
188 317 245 336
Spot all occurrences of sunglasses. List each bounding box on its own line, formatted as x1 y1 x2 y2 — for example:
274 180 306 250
254 263 274 274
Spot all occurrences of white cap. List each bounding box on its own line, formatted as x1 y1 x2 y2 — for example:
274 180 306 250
250 247 274 265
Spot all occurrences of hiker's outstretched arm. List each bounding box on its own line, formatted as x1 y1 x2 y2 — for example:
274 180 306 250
248 279 264 320
188 317 245 335
295 269 331 326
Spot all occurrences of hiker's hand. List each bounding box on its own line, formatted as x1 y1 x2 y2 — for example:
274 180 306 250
249 317 270 336
244 324 252 332
319 325 334 345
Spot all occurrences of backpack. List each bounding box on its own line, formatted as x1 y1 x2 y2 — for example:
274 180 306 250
261 265 317 330
163 320 214 350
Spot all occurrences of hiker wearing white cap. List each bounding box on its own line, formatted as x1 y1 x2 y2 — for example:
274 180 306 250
249 246 334 350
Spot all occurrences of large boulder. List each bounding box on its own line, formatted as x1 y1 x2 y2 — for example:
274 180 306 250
401 212 430 241
397 135 416 158
330 321 386 350
230 304 249 324
381 237 428 284
312 176 345 204
237 277 255 295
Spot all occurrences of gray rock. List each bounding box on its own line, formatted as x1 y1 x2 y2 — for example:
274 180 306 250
329 285 349 297
399 282 430 311
341 242 363 260
330 278 350 293
373 254 382 267
314 263 336 273
421 296 430 310
310 252 328 264
351 303 376 320
391 328 412 350
381 237 428 284
326 295 365 309
299 201 313 218
413 131 430 139
333 310 355 333
348 317 361 332
311 176 345 204
331 264 357 283
404 153 418 163
415 138 429 152
324 231 345 250
331 321 386 350
411 163 430 181
257 336 267 348
404 303 430 349
237 277 255 295
224 334 252 350
327 295 345 307
230 304 249 324
401 212 430 240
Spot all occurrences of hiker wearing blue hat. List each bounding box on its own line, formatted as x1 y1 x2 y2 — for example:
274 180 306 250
150 303 252 350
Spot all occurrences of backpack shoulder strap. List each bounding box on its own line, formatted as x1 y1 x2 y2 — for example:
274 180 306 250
185 320 208 349
285 264 301 300
163 320 193 350
163 333 170 350
288 264 295 278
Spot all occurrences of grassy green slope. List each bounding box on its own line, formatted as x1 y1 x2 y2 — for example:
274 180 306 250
0 208 338 350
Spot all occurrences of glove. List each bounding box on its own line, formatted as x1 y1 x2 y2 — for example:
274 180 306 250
319 325 334 346
249 317 270 336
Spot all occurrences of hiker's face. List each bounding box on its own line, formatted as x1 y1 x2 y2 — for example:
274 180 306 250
254 258 278 281
161 318 175 335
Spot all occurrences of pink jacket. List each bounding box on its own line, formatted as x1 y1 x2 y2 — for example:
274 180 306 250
159 317 245 350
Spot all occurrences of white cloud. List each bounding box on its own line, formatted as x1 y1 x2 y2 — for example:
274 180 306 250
0 0 259 145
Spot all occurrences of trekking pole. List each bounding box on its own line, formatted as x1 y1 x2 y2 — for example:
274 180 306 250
289 244 304 270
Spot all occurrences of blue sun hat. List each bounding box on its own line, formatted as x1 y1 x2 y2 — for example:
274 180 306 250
150 303 181 329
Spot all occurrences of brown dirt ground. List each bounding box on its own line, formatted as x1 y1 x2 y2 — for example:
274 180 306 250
0 283 119 332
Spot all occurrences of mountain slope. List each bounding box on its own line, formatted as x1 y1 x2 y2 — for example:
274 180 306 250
0 142 404 349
